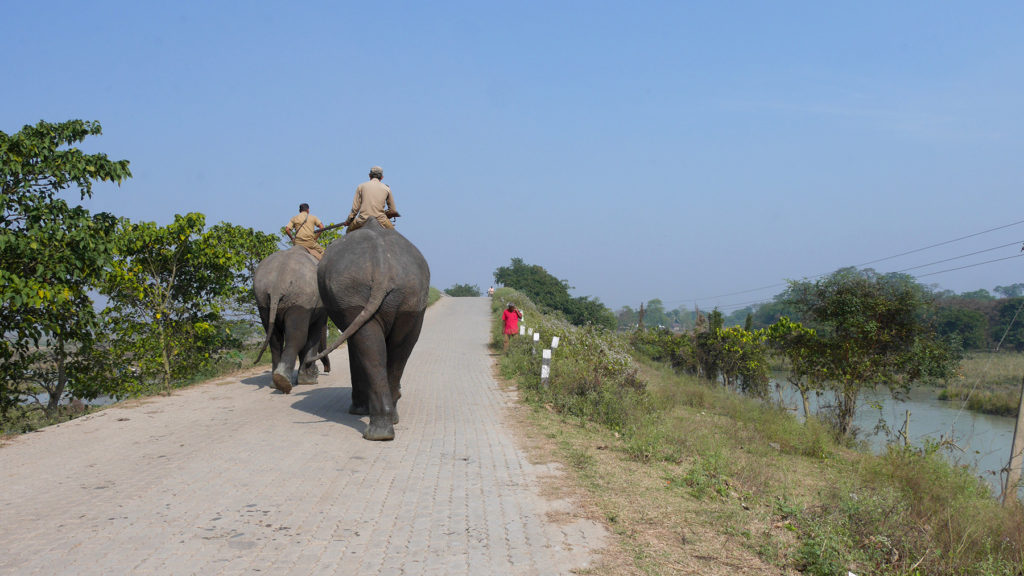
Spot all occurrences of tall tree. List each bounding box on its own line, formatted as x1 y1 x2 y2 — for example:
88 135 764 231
94 213 271 395
494 257 615 329
0 120 131 417
784 268 959 436
995 284 1024 299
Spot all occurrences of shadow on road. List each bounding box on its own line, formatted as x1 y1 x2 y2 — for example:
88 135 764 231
240 372 274 390
240 372 365 435
289 387 365 436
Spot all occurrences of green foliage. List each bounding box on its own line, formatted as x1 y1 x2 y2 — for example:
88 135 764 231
90 213 267 396
205 221 279 319
502 288 1024 575
934 305 989 350
444 283 481 297
995 284 1024 299
993 298 1024 352
677 449 731 499
427 286 442 306
961 288 995 301
783 268 960 437
492 288 644 432
494 258 615 329
0 119 131 418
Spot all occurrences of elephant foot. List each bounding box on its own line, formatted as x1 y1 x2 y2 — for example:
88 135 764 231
321 360 331 373
364 416 395 441
297 369 318 386
348 403 369 416
392 407 399 425
272 371 293 394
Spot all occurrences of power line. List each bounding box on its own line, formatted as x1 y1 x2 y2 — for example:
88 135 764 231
855 218 1024 267
895 241 1023 273
916 253 1024 278
658 219 1024 309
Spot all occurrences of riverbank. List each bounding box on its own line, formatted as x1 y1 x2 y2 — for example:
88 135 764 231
493 289 1024 575
939 351 1024 417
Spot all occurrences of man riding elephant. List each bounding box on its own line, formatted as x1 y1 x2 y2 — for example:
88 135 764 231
343 166 399 232
285 203 325 260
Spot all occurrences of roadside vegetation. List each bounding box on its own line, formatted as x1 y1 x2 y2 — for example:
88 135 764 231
493 286 1024 575
1 117 441 436
443 283 480 297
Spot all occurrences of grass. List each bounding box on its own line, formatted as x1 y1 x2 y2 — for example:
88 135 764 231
940 352 1024 416
494 287 1024 576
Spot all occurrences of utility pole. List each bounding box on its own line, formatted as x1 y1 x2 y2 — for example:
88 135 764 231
1003 374 1024 506
637 302 645 331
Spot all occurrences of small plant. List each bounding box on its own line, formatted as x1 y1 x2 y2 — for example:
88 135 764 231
680 449 730 499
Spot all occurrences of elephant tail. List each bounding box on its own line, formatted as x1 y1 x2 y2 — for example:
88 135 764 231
254 292 281 364
307 280 389 365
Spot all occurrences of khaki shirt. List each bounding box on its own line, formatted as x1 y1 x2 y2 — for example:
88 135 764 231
287 212 323 244
347 178 396 224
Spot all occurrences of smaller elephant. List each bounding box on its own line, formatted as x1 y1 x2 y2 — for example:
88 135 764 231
254 246 331 393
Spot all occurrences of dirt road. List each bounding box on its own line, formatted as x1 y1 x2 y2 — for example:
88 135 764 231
0 297 605 575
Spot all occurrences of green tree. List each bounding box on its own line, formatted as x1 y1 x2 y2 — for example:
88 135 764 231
995 283 1024 299
444 283 481 297
643 298 669 329
991 298 1024 352
766 317 825 419
494 257 572 311
494 258 614 329
0 120 131 418
94 213 264 395
933 306 989 351
784 268 959 437
616 306 638 331
205 222 279 321
563 295 616 330
960 288 995 301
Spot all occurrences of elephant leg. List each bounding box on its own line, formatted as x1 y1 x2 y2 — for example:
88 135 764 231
319 322 331 373
348 322 395 441
347 348 370 416
273 311 309 394
384 311 425 425
269 328 284 373
296 320 323 386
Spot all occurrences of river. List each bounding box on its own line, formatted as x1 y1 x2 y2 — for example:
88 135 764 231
776 382 1018 496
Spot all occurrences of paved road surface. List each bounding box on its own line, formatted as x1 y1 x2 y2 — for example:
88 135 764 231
0 297 605 575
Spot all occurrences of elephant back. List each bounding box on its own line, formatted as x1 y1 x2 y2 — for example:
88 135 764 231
317 222 430 315
254 247 324 310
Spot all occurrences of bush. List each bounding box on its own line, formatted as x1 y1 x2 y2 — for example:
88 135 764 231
444 283 480 297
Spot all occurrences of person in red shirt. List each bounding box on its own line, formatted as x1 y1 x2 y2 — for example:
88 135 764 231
501 303 523 352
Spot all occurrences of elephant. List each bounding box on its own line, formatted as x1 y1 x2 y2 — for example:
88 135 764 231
309 218 429 441
253 246 331 394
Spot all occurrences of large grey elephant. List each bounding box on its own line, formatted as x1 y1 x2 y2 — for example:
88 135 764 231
254 246 331 394
309 218 430 441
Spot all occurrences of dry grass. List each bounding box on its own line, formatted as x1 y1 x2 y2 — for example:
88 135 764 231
499 359 824 575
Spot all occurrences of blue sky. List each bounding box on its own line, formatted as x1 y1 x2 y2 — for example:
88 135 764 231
4 1 1023 311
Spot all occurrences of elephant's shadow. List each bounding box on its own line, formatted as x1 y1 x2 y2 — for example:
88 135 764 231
241 372 365 436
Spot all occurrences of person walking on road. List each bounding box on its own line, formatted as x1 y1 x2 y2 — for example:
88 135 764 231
502 303 523 353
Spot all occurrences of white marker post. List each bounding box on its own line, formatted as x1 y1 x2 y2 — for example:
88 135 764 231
551 336 560 349
533 332 540 343
527 327 534 336
541 349 551 387
519 326 525 336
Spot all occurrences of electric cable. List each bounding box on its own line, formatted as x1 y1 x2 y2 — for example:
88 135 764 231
656 218 1024 310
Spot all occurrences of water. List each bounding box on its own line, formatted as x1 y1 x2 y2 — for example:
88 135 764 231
776 382 1018 495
